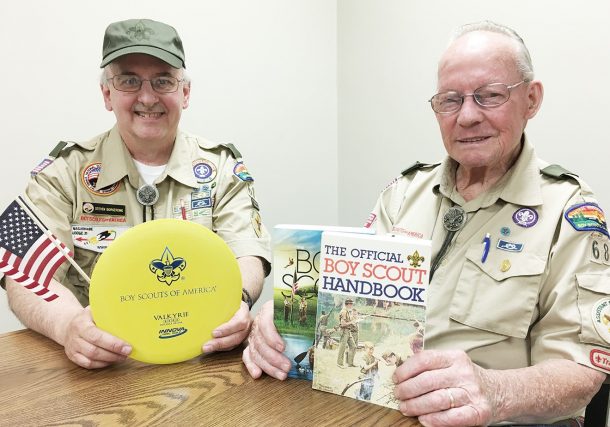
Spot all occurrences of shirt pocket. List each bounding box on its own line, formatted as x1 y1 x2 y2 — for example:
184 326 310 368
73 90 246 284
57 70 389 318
449 243 546 338
576 272 610 346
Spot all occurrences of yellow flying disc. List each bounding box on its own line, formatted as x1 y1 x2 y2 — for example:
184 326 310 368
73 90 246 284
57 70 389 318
89 219 241 364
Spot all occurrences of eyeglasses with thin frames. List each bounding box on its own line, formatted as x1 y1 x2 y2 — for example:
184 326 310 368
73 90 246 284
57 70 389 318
429 80 528 114
106 74 184 94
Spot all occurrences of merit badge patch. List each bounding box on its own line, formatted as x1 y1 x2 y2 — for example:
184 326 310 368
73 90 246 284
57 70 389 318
512 207 538 228
192 159 217 183
72 225 128 253
590 348 610 372
496 239 524 252
565 203 608 237
233 162 254 182
592 298 610 344
81 163 120 196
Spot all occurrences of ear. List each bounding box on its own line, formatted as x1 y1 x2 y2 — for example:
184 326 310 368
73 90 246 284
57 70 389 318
524 80 543 119
182 82 191 109
101 83 113 112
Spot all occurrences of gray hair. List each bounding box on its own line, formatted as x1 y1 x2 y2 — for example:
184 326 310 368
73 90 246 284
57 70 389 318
450 20 534 81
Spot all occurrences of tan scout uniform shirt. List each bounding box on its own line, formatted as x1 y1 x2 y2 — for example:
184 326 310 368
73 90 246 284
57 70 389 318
368 137 610 419
24 126 271 306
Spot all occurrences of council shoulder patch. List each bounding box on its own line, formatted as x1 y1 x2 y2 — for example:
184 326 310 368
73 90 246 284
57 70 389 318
81 163 120 196
565 202 608 237
233 162 254 182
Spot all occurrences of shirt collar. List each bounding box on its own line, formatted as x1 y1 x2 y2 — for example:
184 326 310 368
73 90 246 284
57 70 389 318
432 134 543 207
96 126 137 189
162 131 200 188
96 127 199 190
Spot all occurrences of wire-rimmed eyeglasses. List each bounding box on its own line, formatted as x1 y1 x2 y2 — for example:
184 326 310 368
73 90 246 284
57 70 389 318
429 80 528 114
106 74 184 93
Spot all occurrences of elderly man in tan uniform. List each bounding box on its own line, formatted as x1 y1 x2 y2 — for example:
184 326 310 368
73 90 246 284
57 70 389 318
242 21 609 425
4 19 271 369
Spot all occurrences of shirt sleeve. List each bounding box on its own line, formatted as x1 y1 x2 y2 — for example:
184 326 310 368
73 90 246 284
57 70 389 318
531 191 610 375
212 149 271 268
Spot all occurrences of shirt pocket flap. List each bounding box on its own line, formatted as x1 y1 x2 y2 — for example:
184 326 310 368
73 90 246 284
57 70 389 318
464 244 547 280
449 244 545 339
576 272 608 294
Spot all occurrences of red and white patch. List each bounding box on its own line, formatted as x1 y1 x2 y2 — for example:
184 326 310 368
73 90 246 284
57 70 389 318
363 212 377 228
590 348 610 372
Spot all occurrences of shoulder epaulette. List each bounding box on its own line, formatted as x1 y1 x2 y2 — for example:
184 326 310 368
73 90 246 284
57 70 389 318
219 142 242 160
31 141 77 177
192 136 243 160
541 164 578 181
401 161 440 176
48 140 75 158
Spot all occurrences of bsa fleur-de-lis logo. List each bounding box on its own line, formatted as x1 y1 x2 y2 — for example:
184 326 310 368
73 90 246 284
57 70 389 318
149 247 186 286
407 250 424 268
127 20 154 41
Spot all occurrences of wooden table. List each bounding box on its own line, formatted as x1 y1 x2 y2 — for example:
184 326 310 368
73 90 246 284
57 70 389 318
0 329 421 426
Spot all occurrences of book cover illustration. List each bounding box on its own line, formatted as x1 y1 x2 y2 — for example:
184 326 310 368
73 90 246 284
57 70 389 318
311 231 431 409
272 225 373 380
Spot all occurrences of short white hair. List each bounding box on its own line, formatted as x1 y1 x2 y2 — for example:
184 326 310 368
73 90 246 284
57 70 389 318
450 20 534 81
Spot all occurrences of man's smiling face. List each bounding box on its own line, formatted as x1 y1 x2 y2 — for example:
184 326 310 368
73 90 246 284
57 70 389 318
102 53 190 148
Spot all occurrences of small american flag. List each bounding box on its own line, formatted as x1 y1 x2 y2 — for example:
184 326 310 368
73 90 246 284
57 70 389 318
0 200 71 302
291 270 299 295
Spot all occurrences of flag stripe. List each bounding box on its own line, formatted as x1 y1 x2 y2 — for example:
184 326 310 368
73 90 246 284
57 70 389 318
0 200 67 302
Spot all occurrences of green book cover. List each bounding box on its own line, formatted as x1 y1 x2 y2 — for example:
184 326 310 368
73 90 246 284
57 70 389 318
272 225 373 380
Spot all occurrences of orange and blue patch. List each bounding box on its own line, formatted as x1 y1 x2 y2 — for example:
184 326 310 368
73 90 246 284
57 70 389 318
565 202 608 237
233 162 254 182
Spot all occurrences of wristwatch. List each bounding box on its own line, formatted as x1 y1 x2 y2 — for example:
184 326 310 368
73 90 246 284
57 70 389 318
241 288 253 310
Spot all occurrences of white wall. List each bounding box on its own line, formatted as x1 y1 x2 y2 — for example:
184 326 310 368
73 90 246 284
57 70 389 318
338 0 610 226
0 0 338 333
2 1 610 334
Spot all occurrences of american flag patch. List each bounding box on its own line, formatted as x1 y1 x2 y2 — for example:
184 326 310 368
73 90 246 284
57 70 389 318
30 158 53 177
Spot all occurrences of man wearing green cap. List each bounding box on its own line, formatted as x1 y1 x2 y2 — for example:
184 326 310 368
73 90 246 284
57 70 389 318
4 19 271 369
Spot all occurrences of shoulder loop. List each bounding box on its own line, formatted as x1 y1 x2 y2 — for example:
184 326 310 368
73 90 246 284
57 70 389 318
541 164 578 180
48 141 74 158
541 164 596 196
401 161 440 176
220 142 242 160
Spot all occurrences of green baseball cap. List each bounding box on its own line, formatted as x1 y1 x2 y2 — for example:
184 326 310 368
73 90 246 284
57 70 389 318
100 19 186 69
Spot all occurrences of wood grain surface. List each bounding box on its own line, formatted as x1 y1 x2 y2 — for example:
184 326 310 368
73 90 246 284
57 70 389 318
0 329 422 426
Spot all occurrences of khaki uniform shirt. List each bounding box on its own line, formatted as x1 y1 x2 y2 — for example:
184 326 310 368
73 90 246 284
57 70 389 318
24 126 271 306
367 137 610 418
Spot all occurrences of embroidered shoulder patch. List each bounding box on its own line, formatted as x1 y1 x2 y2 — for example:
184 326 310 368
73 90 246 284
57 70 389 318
30 158 54 177
233 162 254 182
565 203 608 237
